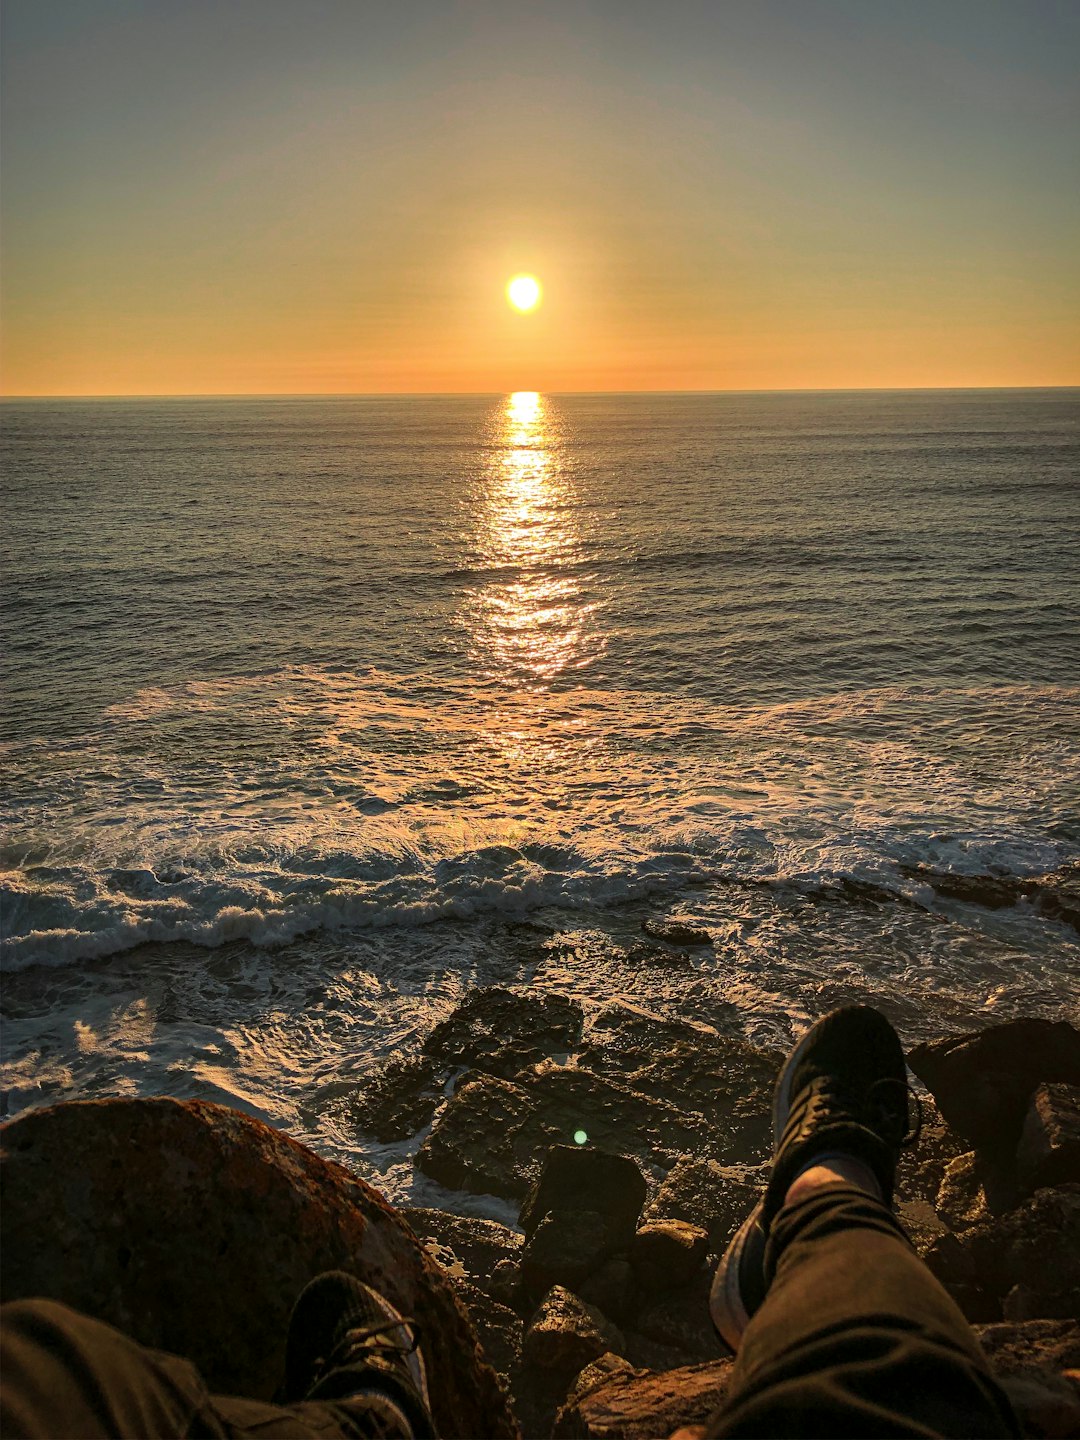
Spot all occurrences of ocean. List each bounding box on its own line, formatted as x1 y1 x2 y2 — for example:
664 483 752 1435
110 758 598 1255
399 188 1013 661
2 389 1078 1206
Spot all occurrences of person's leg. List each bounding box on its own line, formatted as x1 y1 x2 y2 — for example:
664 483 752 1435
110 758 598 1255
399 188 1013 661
708 1181 1017 1437
1 1285 430 1439
705 1007 1020 1439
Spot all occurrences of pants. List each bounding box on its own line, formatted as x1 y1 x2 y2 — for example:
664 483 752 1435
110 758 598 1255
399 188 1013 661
1 1187 1020 1439
707 1185 1020 1438
0 1301 413 1439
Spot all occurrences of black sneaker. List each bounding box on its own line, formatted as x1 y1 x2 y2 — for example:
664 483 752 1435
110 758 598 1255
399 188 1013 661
281 1271 433 1436
709 1005 911 1353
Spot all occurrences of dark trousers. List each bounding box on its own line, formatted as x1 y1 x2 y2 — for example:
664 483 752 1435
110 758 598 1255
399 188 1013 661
708 1185 1020 1438
1 1186 1020 1439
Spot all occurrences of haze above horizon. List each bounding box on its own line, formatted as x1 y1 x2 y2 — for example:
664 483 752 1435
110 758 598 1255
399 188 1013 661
2 0 1078 397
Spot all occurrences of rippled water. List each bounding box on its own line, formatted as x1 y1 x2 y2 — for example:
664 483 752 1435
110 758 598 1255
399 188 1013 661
2 390 1078 1197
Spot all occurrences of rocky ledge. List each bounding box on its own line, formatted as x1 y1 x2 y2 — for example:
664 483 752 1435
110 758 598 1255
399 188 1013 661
3 992 1080 1438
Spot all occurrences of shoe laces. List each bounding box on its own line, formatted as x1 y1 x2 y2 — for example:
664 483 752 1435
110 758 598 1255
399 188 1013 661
315 1316 422 1384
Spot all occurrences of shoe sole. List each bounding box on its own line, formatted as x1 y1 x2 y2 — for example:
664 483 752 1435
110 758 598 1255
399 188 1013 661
708 1014 830 1352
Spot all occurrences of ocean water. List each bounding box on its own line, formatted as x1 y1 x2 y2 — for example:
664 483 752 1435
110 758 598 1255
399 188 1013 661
2 390 1078 1200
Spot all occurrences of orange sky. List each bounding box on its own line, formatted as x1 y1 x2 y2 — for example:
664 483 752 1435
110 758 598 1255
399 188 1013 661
3 1 1078 395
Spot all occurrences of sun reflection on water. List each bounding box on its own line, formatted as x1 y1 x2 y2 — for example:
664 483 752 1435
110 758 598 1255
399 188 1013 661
467 391 599 685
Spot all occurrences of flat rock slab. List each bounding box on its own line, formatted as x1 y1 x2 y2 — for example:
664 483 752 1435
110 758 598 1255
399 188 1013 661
401 1207 522 1299
553 1357 734 1440
423 987 584 1079
0 1098 516 1440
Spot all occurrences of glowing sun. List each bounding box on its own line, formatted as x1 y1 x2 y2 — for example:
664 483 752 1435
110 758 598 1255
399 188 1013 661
506 274 542 312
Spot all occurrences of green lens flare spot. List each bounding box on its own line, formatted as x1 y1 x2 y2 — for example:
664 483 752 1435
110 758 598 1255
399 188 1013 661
573 1129 588 1145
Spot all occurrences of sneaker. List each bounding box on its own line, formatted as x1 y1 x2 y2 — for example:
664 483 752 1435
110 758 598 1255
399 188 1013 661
281 1270 432 1435
709 1005 911 1353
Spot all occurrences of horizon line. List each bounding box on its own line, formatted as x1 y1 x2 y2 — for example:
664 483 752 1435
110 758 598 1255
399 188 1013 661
2 383 1078 401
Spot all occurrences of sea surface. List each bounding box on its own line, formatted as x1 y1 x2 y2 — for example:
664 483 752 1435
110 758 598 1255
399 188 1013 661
2 390 1078 1205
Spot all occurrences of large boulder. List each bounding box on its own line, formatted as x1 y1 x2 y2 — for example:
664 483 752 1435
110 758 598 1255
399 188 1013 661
552 1357 734 1440
0 1098 516 1439
521 1210 625 1297
908 1020 1080 1151
964 1185 1080 1319
520 1145 647 1239
522 1286 625 1386
423 987 584 1079
630 1222 708 1292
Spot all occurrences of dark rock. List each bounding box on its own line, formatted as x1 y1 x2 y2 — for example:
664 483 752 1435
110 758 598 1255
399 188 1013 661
0 1098 515 1439
521 1209 624 1296
552 1358 734 1440
936 1152 994 1231
578 1259 637 1328
522 1286 625 1384
896 1197 951 1257
1004 1285 1080 1323
401 1207 522 1301
351 1054 445 1142
634 1269 725 1365
908 1020 1080 1151
578 1005 780 1162
906 860 1080 936
965 1184 1080 1316
975 1319 1080 1438
1018 1084 1080 1193
625 942 695 970
641 917 713 947
631 1221 708 1291
490 1258 523 1311
455 1278 524 1383
423 987 584 1079
895 1097 969 1207
643 1156 764 1253
520 1145 648 1240
922 1233 999 1324
417 1064 681 1201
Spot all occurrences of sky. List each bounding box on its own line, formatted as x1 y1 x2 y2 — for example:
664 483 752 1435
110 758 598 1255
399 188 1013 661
2 0 1078 395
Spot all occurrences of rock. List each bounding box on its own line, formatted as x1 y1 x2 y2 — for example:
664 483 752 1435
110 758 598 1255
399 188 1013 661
936 1152 993 1231
965 1185 1080 1317
641 917 713 948
894 1097 969 1207
975 1320 1080 1438
1018 1084 1080 1192
578 1005 780 1162
578 1260 637 1328
522 1286 626 1385
908 1020 1080 1151
896 1197 951 1257
552 1358 734 1440
521 1145 648 1240
631 1221 708 1291
0 1098 515 1439
455 1278 524 1383
416 1064 680 1202
521 1209 624 1296
490 1258 523 1311
922 1232 999 1323
401 1207 522 1301
423 987 584 1079
351 1054 445 1141
634 1274 725 1364
625 942 695 970
904 861 1080 936
643 1156 764 1253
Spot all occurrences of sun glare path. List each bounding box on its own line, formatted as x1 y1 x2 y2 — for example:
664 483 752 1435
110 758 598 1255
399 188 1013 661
506 274 542 312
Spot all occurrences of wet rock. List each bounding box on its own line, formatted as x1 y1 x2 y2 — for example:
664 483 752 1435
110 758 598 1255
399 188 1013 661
896 1197 951 1257
552 1357 734 1440
521 1145 647 1240
1018 1084 1080 1193
625 942 695 970
643 1156 764 1253
415 1072 545 1198
895 1097 969 1207
417 1065 681 1201
634 1273 725 1365
578 1260 637 1328
631 1221 708 1292
922 1233 999 1323
975 1320 1080 1438
351 1054 445 1142
401 1207 522 1301
965 1184 1080 1316
578 1005 780 1162
521 1209 624 1296
523 1286 626 1384
0 1098 515 1439
490 1258 523 1311
423 987 584 1079
908 1020 1080 1151
641 917 713 947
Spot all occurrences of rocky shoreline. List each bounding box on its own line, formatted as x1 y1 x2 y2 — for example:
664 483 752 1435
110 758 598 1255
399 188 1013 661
3 986 1079 1437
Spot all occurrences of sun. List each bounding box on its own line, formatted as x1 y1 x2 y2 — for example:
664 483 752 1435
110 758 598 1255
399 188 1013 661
506 274 542 312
